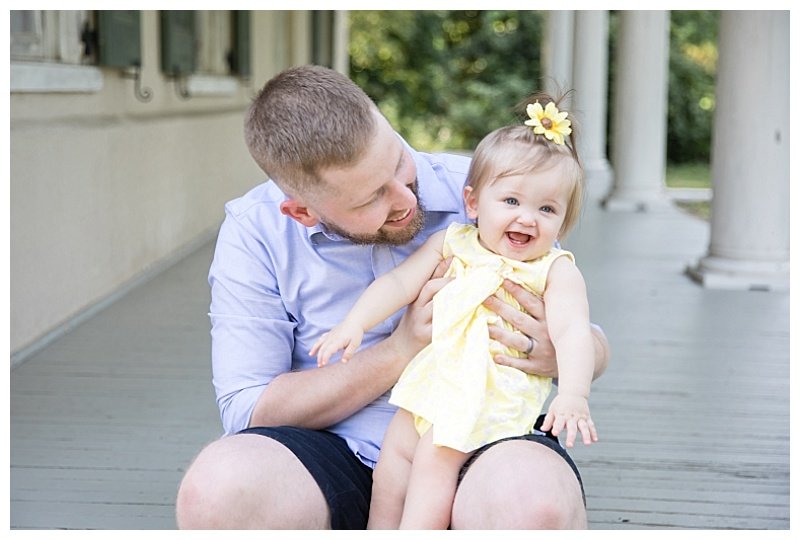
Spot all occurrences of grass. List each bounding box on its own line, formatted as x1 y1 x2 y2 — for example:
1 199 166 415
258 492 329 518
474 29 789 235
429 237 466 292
665 162 711 189
673 200 711 221
665 162 711 220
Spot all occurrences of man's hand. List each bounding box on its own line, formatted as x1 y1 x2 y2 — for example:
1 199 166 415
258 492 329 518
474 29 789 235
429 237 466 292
483 279 559 378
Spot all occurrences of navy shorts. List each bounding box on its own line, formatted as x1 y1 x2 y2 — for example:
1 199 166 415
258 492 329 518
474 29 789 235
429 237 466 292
240 415 583 529
238 425 373 529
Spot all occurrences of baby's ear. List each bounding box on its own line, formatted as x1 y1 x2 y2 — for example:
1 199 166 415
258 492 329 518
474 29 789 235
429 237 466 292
463 186 479 219
280 199 319 227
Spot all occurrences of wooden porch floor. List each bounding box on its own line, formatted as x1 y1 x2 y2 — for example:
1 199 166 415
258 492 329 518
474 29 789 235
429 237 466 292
9 192 790 530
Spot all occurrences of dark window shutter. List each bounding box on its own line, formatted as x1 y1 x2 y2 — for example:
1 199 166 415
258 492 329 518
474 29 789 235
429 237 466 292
97 11 142 68
230 11 251 77
161 11 196 76
312 11 333 68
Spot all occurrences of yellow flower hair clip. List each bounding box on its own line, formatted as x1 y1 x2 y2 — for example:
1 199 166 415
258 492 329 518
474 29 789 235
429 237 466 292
524 101 572 145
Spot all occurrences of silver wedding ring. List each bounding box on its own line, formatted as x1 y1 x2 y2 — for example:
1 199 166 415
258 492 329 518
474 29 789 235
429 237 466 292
524 337 535 355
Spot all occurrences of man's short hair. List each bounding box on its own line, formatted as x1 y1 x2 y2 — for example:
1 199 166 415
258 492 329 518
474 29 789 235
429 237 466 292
244 65 377 196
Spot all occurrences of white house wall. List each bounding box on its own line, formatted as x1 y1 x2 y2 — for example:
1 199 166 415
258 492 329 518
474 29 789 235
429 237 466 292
10 10 316 361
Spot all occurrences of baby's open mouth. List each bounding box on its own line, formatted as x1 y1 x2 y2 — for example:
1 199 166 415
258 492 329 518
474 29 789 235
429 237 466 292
506 231 532 245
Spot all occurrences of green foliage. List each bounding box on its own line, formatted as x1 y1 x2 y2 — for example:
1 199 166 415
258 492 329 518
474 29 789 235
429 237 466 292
350 11 544 151
349 10 718 163
667 10 718 163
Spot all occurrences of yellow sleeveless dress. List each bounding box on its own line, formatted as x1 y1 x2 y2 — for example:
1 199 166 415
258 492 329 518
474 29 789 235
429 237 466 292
389 222 574 453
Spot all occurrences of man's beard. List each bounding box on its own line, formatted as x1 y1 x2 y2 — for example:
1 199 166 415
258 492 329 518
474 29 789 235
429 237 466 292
324 181 426 246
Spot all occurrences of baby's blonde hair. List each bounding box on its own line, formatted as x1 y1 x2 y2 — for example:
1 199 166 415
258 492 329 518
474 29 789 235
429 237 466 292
466 94 585 237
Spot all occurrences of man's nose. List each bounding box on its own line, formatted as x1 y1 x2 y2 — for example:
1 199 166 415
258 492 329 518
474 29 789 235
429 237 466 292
387 179 416 208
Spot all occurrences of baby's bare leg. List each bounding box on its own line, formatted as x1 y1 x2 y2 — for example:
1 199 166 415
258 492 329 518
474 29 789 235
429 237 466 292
399 430 473 529
367 409 419 529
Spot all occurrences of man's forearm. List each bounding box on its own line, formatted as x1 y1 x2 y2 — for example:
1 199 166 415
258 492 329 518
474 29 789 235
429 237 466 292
248 335 409 430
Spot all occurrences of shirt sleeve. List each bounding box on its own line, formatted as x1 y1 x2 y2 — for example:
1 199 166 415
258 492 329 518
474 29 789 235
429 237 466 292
208 210 296 435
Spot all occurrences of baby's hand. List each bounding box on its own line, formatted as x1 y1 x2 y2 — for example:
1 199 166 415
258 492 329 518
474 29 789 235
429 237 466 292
541 393 598 448
309 321 364 367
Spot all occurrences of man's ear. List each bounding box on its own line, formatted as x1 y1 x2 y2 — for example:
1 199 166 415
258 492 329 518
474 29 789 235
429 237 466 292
463 186 479 220
280 199 320 227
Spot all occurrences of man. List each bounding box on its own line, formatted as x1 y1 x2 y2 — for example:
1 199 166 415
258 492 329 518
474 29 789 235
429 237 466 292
176 65 609 529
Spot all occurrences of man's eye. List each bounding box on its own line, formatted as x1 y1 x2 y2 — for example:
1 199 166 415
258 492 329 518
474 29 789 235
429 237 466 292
361 187 385 207
504 197 519 206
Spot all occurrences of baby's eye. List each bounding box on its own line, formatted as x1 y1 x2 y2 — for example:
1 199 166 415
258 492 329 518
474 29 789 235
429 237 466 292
540 205 554 213
504 197 519 206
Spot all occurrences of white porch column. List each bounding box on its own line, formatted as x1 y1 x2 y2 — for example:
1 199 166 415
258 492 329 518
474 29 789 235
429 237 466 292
290 11 312 66
542 11 574 97
603 10 671 211
572 10 611 199
332 10 349 76
687 11 789 291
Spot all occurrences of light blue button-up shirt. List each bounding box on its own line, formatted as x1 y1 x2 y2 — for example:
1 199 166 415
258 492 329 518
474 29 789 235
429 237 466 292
208 147 471 467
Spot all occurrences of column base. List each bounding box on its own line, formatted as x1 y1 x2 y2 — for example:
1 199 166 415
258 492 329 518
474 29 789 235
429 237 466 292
601 189 674 212
686 255 789 291
584 159 613 201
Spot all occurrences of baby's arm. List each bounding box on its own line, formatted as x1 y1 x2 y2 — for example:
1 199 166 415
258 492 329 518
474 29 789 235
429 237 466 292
540 255 599 447
311 229 448 366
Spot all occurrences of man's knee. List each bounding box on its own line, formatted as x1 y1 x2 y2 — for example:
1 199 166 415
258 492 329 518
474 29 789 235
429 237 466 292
506 494 585 529
175 434 330 529
175 466 208 528
452 486 584 529
451 440 586 529
175 438 243 529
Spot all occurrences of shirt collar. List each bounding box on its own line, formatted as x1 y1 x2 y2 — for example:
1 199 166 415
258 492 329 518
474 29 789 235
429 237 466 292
307 222 341 243
410 145 463 215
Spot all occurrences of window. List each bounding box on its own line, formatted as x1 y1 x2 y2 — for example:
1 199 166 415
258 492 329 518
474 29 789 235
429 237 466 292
10 10 101 93
10 10 92 65
161 11 250 78
10 10 250 96
196 11 232 76
161 10 250 96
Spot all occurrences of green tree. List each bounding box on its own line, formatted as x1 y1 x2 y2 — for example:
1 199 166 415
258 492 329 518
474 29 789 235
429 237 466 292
666 10 718 163
350 11 545 151
349 10 718 164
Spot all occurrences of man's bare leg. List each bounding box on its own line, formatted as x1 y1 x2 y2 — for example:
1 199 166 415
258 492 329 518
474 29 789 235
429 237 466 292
451 439 586 529
176 434 329 529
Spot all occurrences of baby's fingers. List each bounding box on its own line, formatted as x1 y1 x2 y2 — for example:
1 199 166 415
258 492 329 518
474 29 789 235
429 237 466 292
578 418 599 445
316 342 339 367
546 412 568 438
309 333 329 357
341 342 359 363
564 417 579 448
316 348 332 367
541 411 555 434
